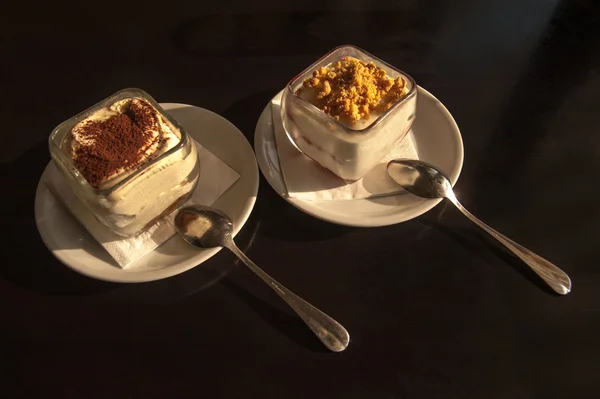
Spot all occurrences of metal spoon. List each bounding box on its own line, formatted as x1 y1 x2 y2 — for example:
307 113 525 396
174 205 350 352
387 159 571 295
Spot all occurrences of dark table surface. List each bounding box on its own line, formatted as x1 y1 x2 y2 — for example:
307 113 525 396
2 0 599 397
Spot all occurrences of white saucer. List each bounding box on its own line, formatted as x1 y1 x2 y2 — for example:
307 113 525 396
254 87 464 227
35 103 259 283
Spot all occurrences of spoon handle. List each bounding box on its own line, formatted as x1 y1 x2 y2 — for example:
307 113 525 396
226 241 350 352
449 198 571 295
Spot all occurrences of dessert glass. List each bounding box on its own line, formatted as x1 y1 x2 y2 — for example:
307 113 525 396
49 88 200 238
281 45 418 181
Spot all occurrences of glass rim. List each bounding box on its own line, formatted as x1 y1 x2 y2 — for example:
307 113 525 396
49 87 190 195
285 44 417 133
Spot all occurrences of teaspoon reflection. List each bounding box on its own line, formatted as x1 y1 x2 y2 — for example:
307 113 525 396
387 159 572 295
175 205 350 352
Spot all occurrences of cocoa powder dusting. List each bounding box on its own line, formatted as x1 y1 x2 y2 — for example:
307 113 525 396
72 99 164 188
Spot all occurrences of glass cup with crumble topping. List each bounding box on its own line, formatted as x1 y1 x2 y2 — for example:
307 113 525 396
281 45 418 181
49 88 200 238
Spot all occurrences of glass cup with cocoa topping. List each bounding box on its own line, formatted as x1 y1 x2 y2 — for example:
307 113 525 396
281 45 418 181
49 88 200 237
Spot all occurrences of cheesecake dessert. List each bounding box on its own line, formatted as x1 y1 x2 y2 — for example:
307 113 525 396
49 89 200 237
281 45 417 181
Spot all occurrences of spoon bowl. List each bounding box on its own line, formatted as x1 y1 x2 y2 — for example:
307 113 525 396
387 159 572 295
175 205 351 352
177 206 233 249
387 159 454 199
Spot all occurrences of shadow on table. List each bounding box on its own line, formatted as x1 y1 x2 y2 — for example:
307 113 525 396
417 201 559 296
163 212 332 352
220 274 331 353
254 176 357 242
473 0 600 191
0 140 118 296
221 88 277 144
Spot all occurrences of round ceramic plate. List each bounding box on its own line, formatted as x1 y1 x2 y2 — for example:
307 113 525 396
254 87 464 227
35 103 259 283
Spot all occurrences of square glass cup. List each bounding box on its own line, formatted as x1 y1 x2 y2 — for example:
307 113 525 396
281 45 418 181
49 88 201 238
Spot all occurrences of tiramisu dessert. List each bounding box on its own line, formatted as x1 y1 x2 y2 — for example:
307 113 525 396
281 46 417 181
49 89 200 237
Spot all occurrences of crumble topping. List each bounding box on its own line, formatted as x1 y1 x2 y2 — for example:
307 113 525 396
298 56 408 126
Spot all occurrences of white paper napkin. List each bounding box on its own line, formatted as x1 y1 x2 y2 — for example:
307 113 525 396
45 140 240 268
270 93 419 201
